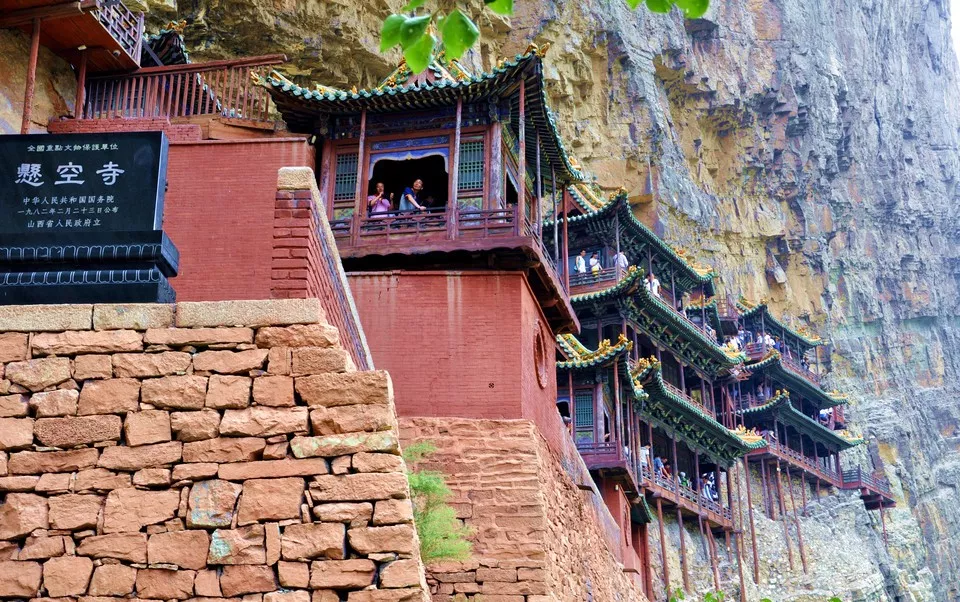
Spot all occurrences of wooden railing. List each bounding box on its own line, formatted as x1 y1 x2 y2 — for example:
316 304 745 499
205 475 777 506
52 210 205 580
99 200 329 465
781 353 820 385
766 440 840 485
457 208 518 238
94 0 143 62
82 55 285 122
644 466 731 520
662 380 713 417
569 266 621 289
357 207 448 242
842 467 893 497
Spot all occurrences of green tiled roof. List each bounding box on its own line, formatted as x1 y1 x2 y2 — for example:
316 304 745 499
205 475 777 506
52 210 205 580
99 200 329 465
546 188 717 295
556 333 633 370
745 350 847 409
736 298 824 349
258 49 584 185
739 392 863 450
631 358 766 466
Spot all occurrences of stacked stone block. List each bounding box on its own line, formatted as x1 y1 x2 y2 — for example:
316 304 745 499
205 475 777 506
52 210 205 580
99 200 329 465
0 299 427 602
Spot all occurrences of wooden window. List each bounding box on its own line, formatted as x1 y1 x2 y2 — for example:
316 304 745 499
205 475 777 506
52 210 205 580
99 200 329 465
333 151 358 218
574 389 595 443
458 138 484 192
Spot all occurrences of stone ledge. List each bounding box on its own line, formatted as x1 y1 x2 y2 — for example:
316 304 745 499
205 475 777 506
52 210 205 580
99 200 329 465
0 305 93 332
93 304 175 331
175 299 326 328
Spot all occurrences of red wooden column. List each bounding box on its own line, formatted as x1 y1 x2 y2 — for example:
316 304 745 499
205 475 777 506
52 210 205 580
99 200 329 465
613 358 622 461
517 79 526 231
447 96 463 239
729 467 747 600
785 464 808 573
349 109 367 245
75 48 88 118
21 18 42 134
774 460 795 570
742 458 760 584
656 498 670 598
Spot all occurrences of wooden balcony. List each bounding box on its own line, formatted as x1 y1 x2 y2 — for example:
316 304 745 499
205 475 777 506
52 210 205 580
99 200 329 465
662 380 715 419
1 0 143 72
841 467 895 509
80 54 285 131
640 464 733 529
575 440 642 497
744 342 821 385
332 205 577 333
569 266 621 296
746 440 841 487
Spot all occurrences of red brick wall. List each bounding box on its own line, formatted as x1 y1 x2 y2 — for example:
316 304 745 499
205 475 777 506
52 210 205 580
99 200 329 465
162 138 314 301
348 271 526 420
48 117 202 142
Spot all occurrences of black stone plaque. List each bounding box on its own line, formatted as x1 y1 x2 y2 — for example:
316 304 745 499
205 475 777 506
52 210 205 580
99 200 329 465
0 132 179 304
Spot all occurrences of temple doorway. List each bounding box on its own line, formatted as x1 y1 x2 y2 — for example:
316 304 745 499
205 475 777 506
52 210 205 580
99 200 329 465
368 155 449 211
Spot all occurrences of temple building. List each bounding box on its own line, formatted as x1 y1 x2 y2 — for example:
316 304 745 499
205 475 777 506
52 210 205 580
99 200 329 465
0 8 898 598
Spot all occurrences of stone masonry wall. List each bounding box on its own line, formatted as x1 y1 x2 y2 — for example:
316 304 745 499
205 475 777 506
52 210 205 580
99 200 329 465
399 417 647 602
0 299 429 602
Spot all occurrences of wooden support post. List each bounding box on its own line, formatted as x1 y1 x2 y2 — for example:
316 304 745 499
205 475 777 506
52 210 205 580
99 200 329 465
706 526 721 592
350 109 367 245
448 96 462 239
742 458 760 584
535 133 542 237
656 498 671 598
677 356 686 394
759 457 771 518
75 48 88 118
21 18 42 134
640 522 654 601
773 460 795 570
785 464 808 573
800 468 808 516
490 121 503 209
613 358 622 460
552 163 558 265
518 79 526 226
733 530 747 602
677 508 690 592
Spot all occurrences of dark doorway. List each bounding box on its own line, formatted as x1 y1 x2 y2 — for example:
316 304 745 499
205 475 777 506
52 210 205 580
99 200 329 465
368 155 449 210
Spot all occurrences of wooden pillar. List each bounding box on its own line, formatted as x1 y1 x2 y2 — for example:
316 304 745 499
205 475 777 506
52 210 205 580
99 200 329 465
75 48 88 118
676 508 690 592
448 97 463 239
21 18 42 134
774 460 795 570
706 526 721 593
489 122 503 209
835 452 842 476
677 356 686 394
759 457 771 518
670 271 677 308
350 109 367 244
535 133 542 237
552 164 559 265
785 464 808 573
613 358 622 459
640 522 654 600
656 498 670 598
742 458 760 584
614 212 621 277
562 189 570 291
647 423 655 473
518 79 527 224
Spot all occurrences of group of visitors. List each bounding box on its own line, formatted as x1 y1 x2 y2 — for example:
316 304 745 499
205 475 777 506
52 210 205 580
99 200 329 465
367 178 431 215
574 249 630 277
818 407 835 426
648 452 721 502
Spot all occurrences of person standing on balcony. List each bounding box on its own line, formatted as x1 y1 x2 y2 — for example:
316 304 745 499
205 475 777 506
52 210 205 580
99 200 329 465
645 271 661 297
368 182 393 216
575 250 587 274
615 250 629 274
400 179 426 212
589 252 601 276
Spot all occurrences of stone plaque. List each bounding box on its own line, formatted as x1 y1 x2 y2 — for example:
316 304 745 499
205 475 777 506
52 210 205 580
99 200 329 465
0 132 179 305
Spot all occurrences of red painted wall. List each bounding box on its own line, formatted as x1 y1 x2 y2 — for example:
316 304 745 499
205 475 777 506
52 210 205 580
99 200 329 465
162 138 314 301
348 271 561 438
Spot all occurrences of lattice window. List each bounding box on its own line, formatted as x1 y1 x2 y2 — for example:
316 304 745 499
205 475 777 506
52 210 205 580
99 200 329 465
574 390 594 429
332 152 359 218
458 139 484 191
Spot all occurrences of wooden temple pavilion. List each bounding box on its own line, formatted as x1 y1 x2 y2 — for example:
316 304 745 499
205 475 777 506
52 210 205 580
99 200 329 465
259 47 579 333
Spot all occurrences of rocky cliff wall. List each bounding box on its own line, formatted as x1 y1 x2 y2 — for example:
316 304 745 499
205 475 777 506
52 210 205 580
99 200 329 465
0 299 430 602
144 0 956 597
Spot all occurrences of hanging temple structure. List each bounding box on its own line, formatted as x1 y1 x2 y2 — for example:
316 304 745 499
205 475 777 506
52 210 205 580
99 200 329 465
0 4 902 601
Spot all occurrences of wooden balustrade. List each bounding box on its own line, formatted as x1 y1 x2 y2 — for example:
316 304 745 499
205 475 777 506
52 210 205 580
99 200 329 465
842 467 892 497
82 55 285 122
94 0 143 62
662 380 713 417
569 266 619 289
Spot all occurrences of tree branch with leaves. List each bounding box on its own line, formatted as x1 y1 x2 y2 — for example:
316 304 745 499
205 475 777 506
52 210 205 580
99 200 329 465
381 0 711 73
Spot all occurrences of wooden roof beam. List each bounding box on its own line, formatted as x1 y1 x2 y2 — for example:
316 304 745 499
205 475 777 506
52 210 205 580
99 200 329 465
0 0 96 28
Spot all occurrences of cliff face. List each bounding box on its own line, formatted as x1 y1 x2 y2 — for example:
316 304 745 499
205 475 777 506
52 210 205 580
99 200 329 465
18 0 953 598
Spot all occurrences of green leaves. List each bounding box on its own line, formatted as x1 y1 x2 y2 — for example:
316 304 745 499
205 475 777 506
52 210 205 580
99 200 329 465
440 9 480 60
645 0 673 13
401 0 427 10
399 14 431 48
625 0 643 8
379 14 405 52
484 0 514 15
404 32 435 73
675 0 710 17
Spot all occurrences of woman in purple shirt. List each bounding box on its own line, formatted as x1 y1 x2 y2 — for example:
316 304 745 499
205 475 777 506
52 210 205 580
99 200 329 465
368 182 392 216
